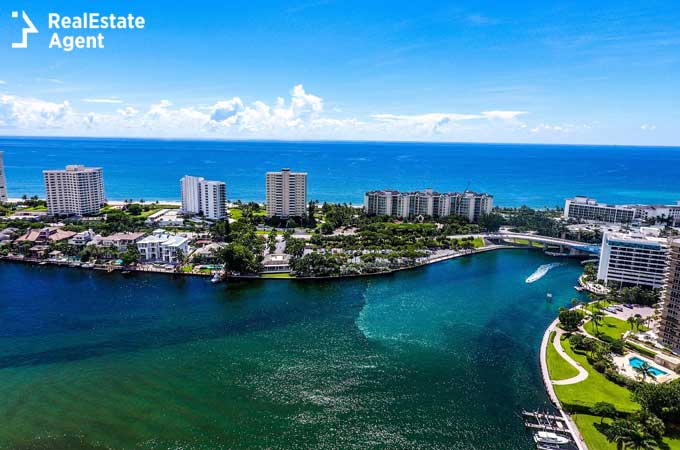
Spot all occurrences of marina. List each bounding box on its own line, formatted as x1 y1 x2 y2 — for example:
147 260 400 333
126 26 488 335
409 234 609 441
522 410 578 450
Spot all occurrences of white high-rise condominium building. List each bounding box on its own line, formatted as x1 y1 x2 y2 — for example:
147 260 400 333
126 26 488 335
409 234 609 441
200 181 227 220
565 196 680 225
659 239 680 352
266 169 307 218
180 175 227 220
0 151 7 203
597 231 669 289
363 189 493 223
43 165 105 216
564 196 635 223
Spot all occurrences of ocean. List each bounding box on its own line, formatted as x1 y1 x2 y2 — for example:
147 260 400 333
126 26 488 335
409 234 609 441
1 137 679 207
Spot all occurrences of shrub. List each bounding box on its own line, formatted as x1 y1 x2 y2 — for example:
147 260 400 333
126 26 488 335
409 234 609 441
559 308 585 331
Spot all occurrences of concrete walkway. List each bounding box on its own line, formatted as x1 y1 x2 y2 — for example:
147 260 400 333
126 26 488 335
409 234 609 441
551 328 589 385
539 319 589 450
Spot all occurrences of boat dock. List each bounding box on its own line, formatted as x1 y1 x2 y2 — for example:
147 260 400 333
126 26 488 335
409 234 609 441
522 409 579 449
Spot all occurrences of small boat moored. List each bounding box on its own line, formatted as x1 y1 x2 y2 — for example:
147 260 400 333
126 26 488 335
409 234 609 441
533 431 571 445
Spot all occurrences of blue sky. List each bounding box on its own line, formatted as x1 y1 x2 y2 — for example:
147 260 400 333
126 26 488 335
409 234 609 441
1 0 679 145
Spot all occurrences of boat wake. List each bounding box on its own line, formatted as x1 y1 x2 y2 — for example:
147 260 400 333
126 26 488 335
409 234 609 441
525 263 563 283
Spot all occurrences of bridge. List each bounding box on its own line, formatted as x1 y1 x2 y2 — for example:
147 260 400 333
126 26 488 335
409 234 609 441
485 233 601 256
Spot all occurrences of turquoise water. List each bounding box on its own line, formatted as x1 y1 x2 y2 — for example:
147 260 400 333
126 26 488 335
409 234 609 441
2 137 680 207
629 357 667 376
0 250 586 449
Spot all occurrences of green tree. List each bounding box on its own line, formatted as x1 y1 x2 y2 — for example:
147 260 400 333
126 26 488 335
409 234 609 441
267 229 277 254
558 308 584 331
621 422 658 450
606 419 630 450
591 311 604 335
210 219 231 242
478 212 504 232
121 245 140 266
216 242 261 274
633 361 654 383
127 204 143 216
284 237 305 260
592 402 617 424
306 200 317 228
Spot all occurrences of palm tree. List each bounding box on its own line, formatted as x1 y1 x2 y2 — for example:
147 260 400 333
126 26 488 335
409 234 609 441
606 419 630 450
622 422 658 450
592 311 604 335
633 361 655 382
627 316 636 330
634 314 643 331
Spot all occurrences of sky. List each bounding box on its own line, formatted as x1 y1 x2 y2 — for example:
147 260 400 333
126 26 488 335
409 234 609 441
0 0 679 145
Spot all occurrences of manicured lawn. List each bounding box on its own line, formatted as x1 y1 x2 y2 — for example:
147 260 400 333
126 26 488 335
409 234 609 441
260 273 292 278
18 205 47 212
572 415 680 450
584 316 646 340
452 237 485 248
554 339 639 413
229 208 243 220
229 207 266 221
546 332 579 381
470 237 485 248
572 414 616 450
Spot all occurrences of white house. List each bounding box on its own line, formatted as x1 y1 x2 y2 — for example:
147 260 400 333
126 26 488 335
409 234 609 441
68 229 96 246
136 229 190 263
96 232 146 252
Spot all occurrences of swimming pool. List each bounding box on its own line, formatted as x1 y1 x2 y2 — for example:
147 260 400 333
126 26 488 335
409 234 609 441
629 357 667 377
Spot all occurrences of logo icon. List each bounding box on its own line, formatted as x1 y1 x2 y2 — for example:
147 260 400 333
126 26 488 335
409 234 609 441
11 11 39 48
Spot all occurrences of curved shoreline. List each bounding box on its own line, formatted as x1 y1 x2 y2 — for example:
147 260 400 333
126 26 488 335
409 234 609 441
539 317 589 450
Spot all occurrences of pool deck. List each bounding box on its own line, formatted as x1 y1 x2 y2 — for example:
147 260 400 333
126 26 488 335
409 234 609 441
612 353 679 384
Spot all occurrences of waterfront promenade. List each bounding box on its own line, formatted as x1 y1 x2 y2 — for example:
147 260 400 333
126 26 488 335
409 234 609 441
539 317 589 450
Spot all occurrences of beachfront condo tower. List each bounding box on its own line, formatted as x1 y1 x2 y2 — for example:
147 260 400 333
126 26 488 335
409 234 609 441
596 231 669 289
43 165 105 216
363 189 493 223
265 168 307 218
0 151 7 203
180 175 227 220
660 239 680 353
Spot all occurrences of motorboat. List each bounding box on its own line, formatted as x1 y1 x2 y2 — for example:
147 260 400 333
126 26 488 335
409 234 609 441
533 431 570 445
536 445 562 450
211 273 222 284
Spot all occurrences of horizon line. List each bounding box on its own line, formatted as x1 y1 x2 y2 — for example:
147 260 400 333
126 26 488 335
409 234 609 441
1 133 679 150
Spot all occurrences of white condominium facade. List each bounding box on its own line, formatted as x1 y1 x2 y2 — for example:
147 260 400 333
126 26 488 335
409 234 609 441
0 151 7 203
660 239 680 352
136 229 189 263
266 168 307 218
632 202 680 225
597 231 669 289
363 189 493 223
565 196 680 225
564 196 635 223
180 175 227 220
43 165 105 216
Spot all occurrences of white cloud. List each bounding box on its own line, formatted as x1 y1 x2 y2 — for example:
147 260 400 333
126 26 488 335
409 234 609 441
482 110 527 120
117 106 139 119
0 95 73 129
83 98 123 104
640 123 656 131
0 85 542 141
0 80 6 85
